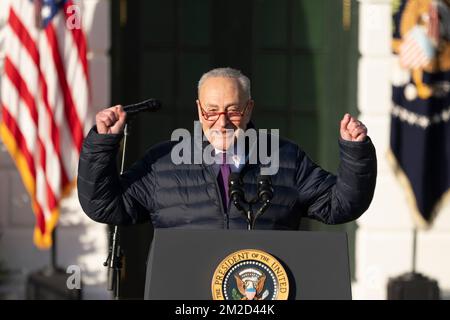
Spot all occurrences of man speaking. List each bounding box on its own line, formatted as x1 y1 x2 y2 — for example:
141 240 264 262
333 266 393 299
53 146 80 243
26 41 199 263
77 67 377 229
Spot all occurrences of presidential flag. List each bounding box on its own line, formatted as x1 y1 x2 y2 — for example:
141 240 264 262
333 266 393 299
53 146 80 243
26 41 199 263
390 0 450 227
0 0 92 248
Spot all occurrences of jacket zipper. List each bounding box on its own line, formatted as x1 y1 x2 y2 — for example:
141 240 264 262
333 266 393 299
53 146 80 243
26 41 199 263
204 165 228 229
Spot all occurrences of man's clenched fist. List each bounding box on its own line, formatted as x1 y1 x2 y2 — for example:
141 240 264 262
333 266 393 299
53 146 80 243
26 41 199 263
96 105 127 134
340 113 367 142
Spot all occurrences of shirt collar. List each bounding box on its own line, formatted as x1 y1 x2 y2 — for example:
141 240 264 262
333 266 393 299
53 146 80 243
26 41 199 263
214 145 246 170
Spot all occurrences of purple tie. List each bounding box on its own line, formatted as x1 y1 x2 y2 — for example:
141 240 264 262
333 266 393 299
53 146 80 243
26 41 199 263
218 153 231 211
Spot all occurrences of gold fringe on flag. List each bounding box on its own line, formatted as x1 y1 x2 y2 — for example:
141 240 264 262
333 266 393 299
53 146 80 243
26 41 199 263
387 148 450 229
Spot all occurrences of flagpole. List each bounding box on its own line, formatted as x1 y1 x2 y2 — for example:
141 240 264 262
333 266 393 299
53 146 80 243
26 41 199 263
42 227 60 276
104 123 128 300
51 227 57 274
412 227 417 274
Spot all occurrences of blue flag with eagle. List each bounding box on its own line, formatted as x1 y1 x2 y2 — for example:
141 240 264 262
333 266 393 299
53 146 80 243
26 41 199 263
390 0 450 228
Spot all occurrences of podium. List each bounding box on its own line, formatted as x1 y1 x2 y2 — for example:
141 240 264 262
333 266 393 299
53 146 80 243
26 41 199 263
144 229 352 300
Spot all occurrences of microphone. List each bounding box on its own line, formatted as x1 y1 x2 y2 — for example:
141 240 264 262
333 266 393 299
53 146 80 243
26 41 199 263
229 172 245 212
122 98 162 115
257 175 274 203
252 175 273 229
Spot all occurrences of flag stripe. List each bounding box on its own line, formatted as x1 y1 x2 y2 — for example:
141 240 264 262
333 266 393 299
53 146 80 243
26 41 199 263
4 75 61 214
38 44 80 185
52 14 90 137
45 24 84 151
39 39 79 183
64 1 90 85
38 77 70 188
5 22 69 187
1 107 36 181
1 106 46 240
8 7 40 66
7 7 70 187
2 76 38 157
0 0 92 248
4 57 39 125
4 54 66 199
399 31 431 69
37 139 58 211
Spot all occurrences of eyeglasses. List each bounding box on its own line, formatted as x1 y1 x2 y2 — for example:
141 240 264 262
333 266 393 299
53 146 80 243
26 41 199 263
199 101 250 122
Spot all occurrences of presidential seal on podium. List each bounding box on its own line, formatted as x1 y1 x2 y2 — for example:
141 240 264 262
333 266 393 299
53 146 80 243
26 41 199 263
211 249 290 300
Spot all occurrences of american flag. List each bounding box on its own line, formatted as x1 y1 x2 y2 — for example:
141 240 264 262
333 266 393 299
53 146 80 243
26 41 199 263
399 26 435 69
0 0 92 249
399 2 440 69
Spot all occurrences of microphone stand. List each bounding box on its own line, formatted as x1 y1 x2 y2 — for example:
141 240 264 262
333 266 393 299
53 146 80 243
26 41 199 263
230 194 252 230
229 174 254 230
246 207 253 231
251 198 271 230
103 123 129 300
230 176 273 230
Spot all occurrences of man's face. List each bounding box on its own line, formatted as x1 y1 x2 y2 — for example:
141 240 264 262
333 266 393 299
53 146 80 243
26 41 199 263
197 77 254 151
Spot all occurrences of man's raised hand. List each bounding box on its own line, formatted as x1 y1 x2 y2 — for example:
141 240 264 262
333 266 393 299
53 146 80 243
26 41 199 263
340 113 367 142
96 105 127 134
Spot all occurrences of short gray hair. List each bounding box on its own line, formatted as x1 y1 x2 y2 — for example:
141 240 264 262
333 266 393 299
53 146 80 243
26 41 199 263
198 67 251 100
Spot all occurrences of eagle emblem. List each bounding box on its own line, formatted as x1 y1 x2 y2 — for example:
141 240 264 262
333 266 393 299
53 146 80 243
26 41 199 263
211 249 290 300
234 268 269 300
392 0 450 100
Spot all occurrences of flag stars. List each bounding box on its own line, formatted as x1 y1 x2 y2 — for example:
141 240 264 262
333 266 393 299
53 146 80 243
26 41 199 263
41 6 52 20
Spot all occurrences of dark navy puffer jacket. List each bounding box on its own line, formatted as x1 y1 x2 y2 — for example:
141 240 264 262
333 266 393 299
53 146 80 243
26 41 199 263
77 126 377 230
